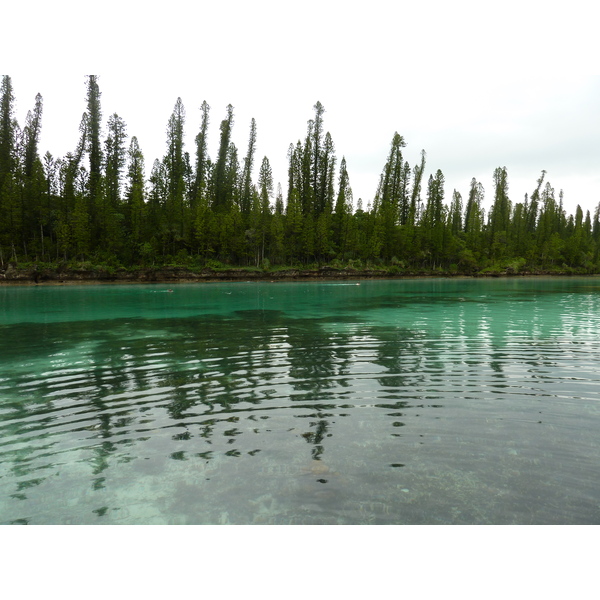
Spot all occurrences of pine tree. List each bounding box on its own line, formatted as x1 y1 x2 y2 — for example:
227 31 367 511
0 174 20 261
191 100 210 210
72 193 91 259
378 133 407 215
315 210 333 264
226 142 241 210
312 101 325 200
285 187 303 263
30 157 49 259
240 117 257 216
511 198 528 260
446 190 464 267
449 190 463 234
163 98 187 249
409 150 426 226
104 113 127 208
20 93 44 256
93 112 127 258
274 182 284 215
300 122 314 216
213 104 234 211
269 209 285 264
147 158 167 256
332 156 353 257
43 151 58 195
0 75 22 262
85 75 103 203
592 203 600 265
193 189 216 260
536 181 563 266
286 143 300 205
22 93 43 178
460 178 483 266
421 169 446 267
54 113 89 259
490 167 511 232
524 171 545 237
269 183 285 263
488 166 511 262
0 76 16 193
375 132 408 259
254 156 273 264
317 131 336 216
124 136 146 260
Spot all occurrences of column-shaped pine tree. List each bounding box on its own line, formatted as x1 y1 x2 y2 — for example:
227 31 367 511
421 169 446 268
409 150 426 227
20 93 44 257
22 93 43 178
191 100 210 211
317 131 336 216
254 156 273 265
376 132 407 259
212 104 234 212
463 178 485 263
104 113 127 209
332 156 353 258
240 117 257 216
312 101 325 201
85 75 103 209
0 76 16 193
488 166 512 261
124 136 146 261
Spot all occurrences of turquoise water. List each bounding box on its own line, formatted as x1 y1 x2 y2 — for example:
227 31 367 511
1 277 599 524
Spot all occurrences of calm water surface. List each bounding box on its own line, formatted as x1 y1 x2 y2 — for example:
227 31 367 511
1 277 599 524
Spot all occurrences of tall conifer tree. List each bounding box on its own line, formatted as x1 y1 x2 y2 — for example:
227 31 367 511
332 156 353 257
312 101 325 199
162 98 191 251
191 100 210 210
0 76 16 192
213 104 234 211
22 93 43 178
125 136 146 257
85 75 103 202
240 117 257 216
104 113 127 209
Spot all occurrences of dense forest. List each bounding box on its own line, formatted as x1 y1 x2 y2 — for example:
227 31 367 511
1 75 600 276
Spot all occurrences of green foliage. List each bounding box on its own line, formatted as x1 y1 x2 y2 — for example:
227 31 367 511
1 79 599 277
213 104 234 212
0 76 16 191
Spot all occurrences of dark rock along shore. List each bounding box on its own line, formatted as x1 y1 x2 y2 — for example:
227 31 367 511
0 264 392 284
1 263 580 285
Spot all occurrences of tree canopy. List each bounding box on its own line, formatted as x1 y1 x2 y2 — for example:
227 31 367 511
1 74 599 275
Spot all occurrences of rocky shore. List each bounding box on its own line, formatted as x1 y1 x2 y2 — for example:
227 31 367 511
0 264 399 284
0 263 589 285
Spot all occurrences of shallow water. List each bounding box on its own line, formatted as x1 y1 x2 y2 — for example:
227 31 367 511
1 277 599 524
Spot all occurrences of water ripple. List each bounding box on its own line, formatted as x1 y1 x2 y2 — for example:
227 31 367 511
1 280 600 524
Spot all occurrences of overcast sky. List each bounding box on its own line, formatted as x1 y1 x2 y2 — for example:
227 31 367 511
5 0 600 217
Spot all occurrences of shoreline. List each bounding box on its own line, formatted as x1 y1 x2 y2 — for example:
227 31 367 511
1 266 598 286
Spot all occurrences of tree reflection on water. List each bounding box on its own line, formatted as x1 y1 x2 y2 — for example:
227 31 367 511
2 281 600 524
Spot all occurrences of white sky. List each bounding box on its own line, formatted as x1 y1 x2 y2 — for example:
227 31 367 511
4 0 600 217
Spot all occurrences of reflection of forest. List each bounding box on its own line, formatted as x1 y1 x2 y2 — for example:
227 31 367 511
3 280 600 523
0 307 436 498
1 299 530 507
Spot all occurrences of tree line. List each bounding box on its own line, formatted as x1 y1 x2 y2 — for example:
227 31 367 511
1 75 599 274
